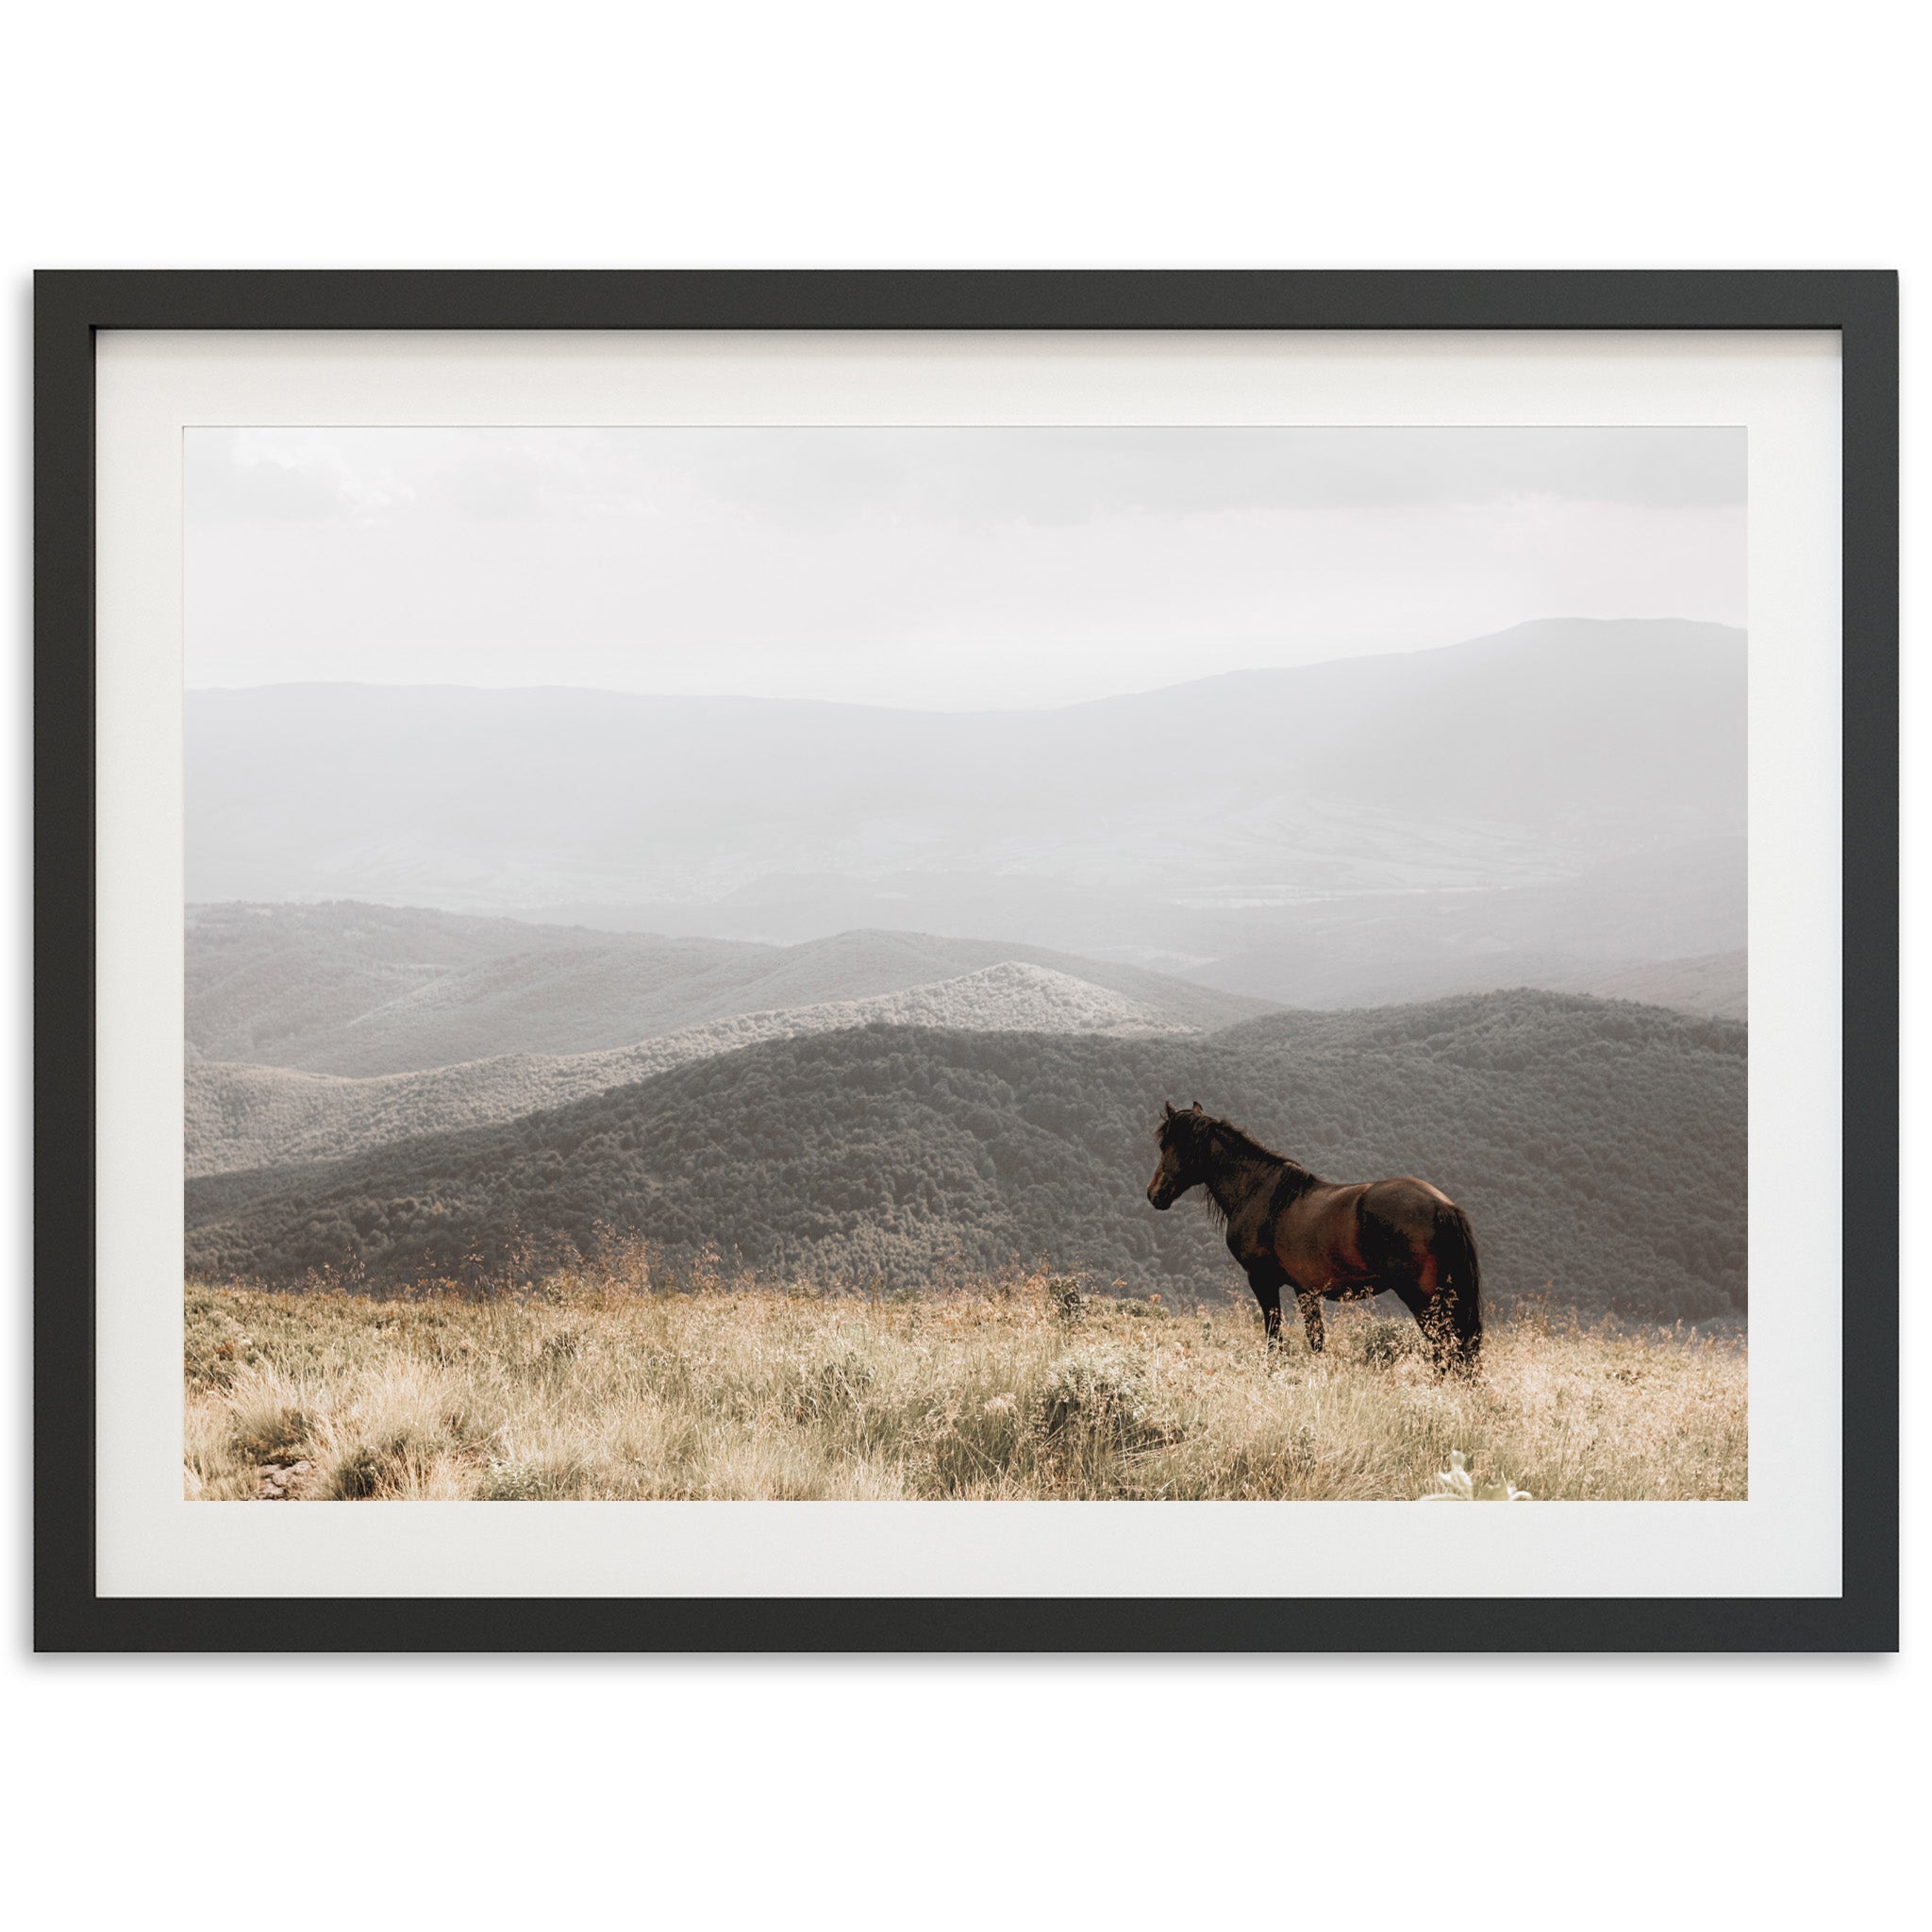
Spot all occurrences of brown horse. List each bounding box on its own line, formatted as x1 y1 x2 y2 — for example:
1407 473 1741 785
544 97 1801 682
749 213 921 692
1145 1101 1481 1373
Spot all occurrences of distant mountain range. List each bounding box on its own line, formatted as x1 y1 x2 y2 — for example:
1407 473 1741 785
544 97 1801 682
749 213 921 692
185 991 1748 1323
188 617 1746 1001
187 959 1189 1175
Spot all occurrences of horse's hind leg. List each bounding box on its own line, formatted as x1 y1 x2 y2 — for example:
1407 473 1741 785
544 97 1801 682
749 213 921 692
1296 1288 1325 1355
1445 1282 1482 1374
1390 1278 1451 1374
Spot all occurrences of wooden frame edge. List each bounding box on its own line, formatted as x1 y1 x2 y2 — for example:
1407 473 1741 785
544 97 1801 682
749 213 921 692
33 270 1900 1653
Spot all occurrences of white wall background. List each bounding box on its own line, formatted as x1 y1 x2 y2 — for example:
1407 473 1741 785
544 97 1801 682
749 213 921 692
1 3 1919 1926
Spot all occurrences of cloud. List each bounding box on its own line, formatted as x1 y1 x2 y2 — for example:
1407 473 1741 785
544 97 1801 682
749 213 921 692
650 427 1746 523
185 436 344 524
187 425 1745 533
184 425 1745 708
187 429 421 524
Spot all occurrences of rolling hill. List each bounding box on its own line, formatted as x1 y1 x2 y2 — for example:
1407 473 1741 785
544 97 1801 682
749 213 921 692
187 902 1270 1076
1550 949 1746 1022
186 990 1748 1323
186 960 1189 1175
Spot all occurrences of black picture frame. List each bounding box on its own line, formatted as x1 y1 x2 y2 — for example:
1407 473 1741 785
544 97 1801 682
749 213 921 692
34 270 1899 1653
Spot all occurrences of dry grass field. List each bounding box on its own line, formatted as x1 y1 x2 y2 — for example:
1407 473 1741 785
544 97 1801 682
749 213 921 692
184 1270 1745 1502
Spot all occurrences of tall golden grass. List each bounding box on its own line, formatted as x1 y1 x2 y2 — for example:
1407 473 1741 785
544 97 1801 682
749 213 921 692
184 1273 1746 1503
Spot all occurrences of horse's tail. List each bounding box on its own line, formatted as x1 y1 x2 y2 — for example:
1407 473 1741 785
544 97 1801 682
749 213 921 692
1435 1204 1483 1371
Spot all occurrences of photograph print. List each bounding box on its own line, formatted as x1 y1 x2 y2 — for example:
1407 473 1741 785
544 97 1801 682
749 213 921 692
181 424 1747 1505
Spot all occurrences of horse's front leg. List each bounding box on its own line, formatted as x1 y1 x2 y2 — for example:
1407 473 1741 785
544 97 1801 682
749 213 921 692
1297 1289 1325 1355
1245 1263 1286 1349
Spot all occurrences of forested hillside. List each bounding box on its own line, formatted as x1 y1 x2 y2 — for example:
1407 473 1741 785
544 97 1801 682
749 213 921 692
187 991 1747 1322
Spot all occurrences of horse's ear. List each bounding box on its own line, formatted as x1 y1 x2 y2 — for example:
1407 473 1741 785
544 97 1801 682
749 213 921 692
1161 1101 1175 1121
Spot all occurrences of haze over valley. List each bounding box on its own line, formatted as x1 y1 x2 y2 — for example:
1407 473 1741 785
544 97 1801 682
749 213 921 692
191 616 1746 1011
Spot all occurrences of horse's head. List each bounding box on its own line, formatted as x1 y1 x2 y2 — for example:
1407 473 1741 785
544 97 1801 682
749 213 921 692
1146 1100 1208 1209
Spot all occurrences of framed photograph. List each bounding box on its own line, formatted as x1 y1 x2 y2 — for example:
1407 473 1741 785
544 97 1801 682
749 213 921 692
35 271 1897 1651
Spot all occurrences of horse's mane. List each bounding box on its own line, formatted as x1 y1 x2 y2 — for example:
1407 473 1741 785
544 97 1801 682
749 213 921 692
1162 1107 1320 1226
1163 1105 1302 1167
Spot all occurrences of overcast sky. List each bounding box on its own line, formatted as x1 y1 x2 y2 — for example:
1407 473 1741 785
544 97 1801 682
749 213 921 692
185 425 1745 708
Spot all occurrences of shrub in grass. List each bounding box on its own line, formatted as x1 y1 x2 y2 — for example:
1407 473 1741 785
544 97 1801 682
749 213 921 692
482 1456 547 1501
326 1445 387 1500
231 1405 315 1463
1036 1346 1160 1450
